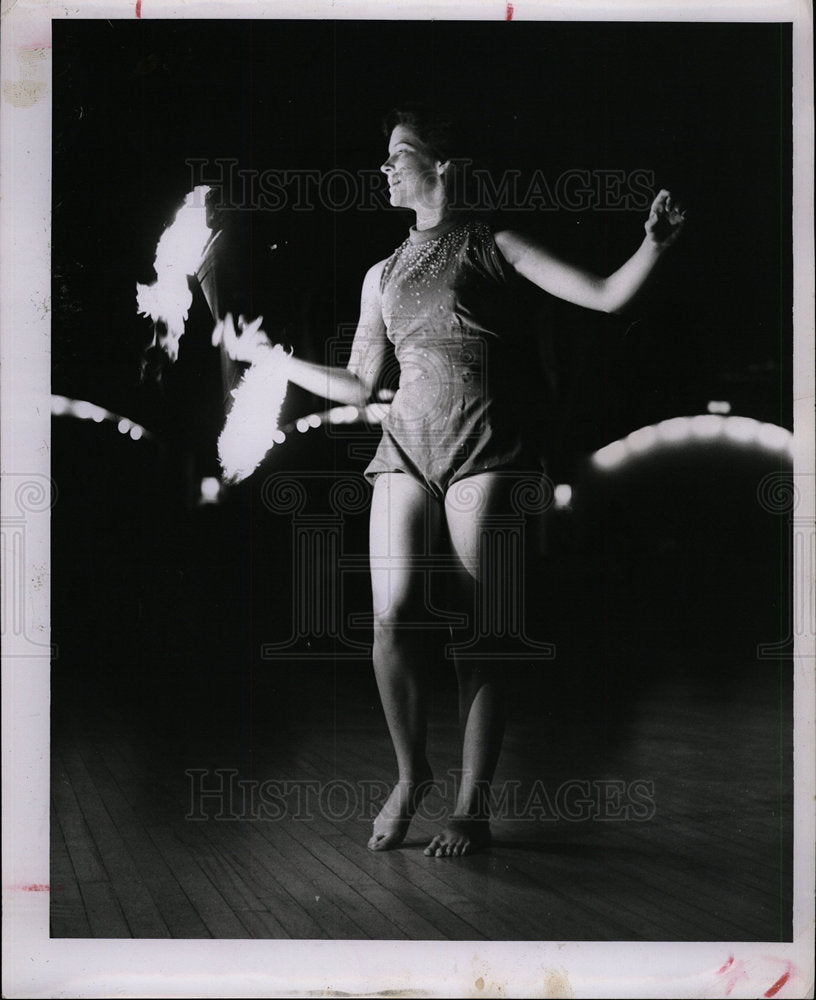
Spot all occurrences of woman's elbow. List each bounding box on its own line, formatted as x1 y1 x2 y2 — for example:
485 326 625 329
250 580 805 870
586 285 618 315
593 280 626 315
345 369 373 407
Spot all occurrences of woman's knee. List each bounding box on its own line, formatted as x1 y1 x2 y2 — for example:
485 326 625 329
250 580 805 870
372 600 419 657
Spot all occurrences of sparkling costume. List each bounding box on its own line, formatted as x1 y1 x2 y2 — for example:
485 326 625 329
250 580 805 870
364 215 542 500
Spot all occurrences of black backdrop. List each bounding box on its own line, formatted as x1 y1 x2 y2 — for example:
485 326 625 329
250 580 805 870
51 19 793 739
53 20 791 450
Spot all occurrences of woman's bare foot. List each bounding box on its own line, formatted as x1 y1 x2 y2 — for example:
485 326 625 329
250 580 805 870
424 817 492 858
367 771 434 851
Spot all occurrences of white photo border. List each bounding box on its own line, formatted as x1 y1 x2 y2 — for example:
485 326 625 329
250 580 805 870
1 0 813 996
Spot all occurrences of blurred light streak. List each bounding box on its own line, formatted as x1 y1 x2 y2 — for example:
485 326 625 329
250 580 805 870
592 415 793 470
51 395 151 441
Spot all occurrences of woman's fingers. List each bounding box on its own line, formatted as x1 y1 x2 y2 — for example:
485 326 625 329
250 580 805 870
645 188 687 245
655 190 687 221
213 312 236 351
212 312 268 360
222 312 240 355
651 188 670 214
241 315 264 336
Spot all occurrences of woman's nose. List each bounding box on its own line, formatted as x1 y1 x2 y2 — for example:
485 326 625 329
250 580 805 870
380 156 394 175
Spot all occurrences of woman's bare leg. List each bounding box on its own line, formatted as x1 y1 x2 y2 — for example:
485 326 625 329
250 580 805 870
368 473 442 851
424 472 513 857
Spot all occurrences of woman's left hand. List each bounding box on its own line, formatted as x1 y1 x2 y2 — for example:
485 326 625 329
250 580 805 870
644 189 686 247
212 312 273 364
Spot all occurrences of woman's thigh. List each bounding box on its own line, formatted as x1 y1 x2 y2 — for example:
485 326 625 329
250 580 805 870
443 471 523 582
444 471 546 650
369 473 444 625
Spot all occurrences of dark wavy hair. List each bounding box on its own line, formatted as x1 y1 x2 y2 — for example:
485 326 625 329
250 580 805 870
381 104 468 162
382 104 479 208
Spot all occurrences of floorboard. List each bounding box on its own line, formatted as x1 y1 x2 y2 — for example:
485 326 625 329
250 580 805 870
51 663 793 941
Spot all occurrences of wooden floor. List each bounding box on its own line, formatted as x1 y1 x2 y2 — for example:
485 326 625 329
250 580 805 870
51 663 793 941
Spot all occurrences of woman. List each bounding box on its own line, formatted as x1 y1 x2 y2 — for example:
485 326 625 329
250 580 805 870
215 107 685 857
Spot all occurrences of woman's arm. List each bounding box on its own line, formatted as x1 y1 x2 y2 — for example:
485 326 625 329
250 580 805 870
213 259 389 407
495 189 686 314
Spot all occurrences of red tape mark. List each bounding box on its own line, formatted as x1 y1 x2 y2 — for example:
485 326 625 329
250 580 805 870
717 957 735 975
12 884 50 892
136 0 142 16
506 2 514 19
765 971 791 998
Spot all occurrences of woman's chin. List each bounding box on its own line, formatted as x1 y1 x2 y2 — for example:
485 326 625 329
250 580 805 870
388 190 417 214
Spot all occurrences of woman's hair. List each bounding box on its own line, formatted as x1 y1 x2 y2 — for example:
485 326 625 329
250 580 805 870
382 104 478 208
381 104 467 164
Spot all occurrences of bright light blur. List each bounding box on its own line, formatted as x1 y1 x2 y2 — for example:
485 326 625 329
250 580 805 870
690 414 724 438
200 477 220 503
723 417 757 443
135 185 213 362
707 400 732 414
306 413 322 429
554 484 573 509
627 425 658 453
364 402 389 424
593 440 628 470
592 415 793 471
296 419 309 433
217 345 290 482
757 422 791 451
326 405 360 425
52 395 151 440
656 417 692 442
272 429 286 444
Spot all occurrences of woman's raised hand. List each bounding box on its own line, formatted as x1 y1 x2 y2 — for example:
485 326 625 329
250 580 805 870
212 312 273 363
644 189 686 247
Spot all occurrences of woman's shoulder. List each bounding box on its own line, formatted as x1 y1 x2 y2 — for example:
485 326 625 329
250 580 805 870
470 211 524 242
357 257 392 304
367 256 391 280
461 213 521 280
461 214 526 255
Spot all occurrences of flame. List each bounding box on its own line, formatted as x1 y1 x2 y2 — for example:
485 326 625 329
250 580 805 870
136 185 213 361
217 346 291 483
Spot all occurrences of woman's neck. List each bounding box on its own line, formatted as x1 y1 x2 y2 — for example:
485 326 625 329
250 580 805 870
414 201 453 232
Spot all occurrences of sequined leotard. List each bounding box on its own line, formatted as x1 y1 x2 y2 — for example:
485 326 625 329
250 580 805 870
364 215 543 501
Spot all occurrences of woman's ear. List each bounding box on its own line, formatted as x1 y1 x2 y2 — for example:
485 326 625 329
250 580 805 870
436 159 450 177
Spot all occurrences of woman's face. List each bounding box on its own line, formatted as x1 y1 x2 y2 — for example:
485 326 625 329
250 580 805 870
380 125 446 211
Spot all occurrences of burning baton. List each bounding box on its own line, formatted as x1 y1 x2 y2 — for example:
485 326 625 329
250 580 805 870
136 186 291 483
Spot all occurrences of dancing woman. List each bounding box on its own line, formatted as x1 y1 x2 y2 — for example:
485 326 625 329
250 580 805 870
215 107 685 857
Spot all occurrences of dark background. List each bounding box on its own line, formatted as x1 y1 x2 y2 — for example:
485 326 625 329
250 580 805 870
54 19 792 448
51 20 793 750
